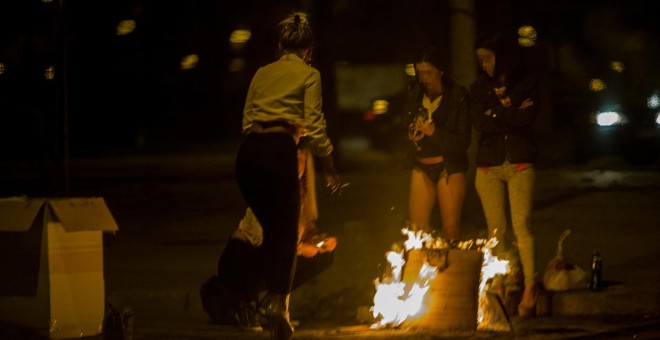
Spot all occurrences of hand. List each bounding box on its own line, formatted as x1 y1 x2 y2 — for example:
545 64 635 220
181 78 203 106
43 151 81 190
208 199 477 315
494 86 507 98
298 236 337 257
499 96 512 107
415 117 435 136
409 124 424 142
325 172 343 195
298 243 320 258
519 98 534 109
318 236 337 253
319 154 343 195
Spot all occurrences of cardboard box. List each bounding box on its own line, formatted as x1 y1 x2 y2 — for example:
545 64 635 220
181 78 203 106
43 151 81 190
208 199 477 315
0 197 118 339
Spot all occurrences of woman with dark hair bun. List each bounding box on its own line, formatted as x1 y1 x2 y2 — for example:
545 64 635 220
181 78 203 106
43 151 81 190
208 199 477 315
404 45 472 242
234 11 342 340
470 32 540 317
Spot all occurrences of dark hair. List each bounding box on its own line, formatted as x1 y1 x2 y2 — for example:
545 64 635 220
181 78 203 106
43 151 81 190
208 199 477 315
415 45 447 72
475 32 520 81
414 45 449 86
278 12 313 52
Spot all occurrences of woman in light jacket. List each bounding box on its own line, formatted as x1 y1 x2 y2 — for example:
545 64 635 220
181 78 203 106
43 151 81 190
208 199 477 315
235 12 341 340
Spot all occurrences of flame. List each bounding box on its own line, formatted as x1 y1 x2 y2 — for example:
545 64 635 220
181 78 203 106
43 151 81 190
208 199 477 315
370 229 437 328
371 228 509 329
401 228 431 250
477 243 510 327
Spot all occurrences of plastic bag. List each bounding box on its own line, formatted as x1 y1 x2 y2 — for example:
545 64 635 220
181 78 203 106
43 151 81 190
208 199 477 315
543 230 589 292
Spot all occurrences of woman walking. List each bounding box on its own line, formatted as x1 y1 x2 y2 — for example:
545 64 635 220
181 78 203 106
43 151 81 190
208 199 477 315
235 12 341 340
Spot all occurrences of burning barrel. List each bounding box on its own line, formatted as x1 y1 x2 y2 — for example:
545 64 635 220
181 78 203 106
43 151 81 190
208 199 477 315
405 249 483 331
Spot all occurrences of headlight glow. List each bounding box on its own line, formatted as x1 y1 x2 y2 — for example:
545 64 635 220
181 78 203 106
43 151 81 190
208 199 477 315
596 111 625 127
655 112 660 126
648 94 660 109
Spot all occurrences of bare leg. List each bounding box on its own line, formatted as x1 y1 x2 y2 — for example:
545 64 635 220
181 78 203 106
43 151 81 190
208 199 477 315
409 168 436 232
437 172 466 240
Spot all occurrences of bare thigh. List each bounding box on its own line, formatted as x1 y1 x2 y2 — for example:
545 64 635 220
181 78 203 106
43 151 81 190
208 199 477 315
409 168 437 231
437 172 466 240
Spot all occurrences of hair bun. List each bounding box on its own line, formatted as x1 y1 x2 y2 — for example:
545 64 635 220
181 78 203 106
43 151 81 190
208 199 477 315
278 12 313 51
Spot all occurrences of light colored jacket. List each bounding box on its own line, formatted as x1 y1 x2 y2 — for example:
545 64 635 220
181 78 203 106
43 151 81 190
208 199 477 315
242 53 333 157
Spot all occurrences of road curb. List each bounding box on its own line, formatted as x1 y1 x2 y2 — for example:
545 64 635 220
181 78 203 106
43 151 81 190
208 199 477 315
551 284 660 316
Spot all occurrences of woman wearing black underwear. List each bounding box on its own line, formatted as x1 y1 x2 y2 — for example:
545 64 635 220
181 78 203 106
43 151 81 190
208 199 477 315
405 46 471 241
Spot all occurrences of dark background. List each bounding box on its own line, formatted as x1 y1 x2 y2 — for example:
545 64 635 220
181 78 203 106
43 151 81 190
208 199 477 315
1 0 658 177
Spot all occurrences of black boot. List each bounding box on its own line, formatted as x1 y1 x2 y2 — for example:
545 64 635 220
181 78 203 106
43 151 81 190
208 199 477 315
259 294 293 340
235 300 262 332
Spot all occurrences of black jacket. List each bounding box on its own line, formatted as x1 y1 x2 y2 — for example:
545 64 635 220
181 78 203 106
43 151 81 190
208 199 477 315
405 81 472 175
470 73 539 166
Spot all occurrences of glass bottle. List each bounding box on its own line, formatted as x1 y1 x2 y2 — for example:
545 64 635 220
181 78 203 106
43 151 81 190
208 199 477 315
590 250 603 291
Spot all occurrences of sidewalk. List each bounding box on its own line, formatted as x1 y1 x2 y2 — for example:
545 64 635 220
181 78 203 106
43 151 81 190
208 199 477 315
2 145 660 339
103 148 660 339
101 287 660 339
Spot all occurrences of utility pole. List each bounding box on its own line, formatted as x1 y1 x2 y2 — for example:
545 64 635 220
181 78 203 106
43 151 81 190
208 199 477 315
53 0 70 196
55 0 70 195
449 0 477 89
448 0 484 232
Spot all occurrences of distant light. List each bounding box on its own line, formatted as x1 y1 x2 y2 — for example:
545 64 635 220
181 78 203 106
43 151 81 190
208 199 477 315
517 25 537 47
363 111 376 122
116 20 136 36
372 100 389 115
44 66 55 80
41 0 53 3
589 78 606 92
610 61 625 73
228 58 246 72
647 94 660 109
230 29 252 44
405 63 416 77
596 111 625 127
0 63 5 75
518 25 537 39
180 54 199 70
656 112 660 125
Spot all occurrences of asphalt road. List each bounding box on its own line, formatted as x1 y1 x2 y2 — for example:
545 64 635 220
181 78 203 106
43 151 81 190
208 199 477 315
90 151 660 336
2 148 660 339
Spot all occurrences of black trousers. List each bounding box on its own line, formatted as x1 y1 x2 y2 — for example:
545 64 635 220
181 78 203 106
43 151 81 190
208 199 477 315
234 133 300 295
216 238 334 305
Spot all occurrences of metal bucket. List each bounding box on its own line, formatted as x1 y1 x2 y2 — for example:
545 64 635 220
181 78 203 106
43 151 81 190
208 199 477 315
405 249 483 331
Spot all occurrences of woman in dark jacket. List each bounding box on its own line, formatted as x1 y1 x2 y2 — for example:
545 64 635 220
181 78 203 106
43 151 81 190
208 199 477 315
405 46 471 241
470 33 540 317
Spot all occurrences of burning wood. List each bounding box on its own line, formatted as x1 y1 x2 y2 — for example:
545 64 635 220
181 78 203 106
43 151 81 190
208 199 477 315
370 228 511 332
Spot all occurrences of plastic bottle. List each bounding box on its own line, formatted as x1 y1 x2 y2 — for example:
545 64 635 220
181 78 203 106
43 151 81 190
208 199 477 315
590 250 603 291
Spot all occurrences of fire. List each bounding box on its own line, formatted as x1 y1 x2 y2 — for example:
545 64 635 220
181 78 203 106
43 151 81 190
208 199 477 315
370 229 437 329
370 228 509 329
477 240 511 329
402 228 432 250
